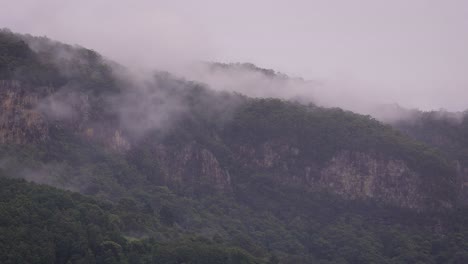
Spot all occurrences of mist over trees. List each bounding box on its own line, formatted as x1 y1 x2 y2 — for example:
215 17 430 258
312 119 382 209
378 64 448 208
1 29 468 264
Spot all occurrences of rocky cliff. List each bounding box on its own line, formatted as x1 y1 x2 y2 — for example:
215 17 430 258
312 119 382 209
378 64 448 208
0 80 457 210
390 111 468 205
0 81 48 144
0 30 460 211
228 140 446 209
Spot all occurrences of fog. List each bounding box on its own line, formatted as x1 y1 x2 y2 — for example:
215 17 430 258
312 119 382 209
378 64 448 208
1 0 468 112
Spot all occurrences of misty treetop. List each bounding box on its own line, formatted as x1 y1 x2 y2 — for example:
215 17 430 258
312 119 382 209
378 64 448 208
0 28 117 92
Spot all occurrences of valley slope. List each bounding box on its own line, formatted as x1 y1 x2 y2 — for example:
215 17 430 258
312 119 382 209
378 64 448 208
1 29 468 263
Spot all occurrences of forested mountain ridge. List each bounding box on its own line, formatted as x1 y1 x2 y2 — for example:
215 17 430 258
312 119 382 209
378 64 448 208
0 29 458 209
388 109 468 202
1 29 468 263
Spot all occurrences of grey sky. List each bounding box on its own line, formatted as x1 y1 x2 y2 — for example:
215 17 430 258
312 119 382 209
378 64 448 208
1 0 467 111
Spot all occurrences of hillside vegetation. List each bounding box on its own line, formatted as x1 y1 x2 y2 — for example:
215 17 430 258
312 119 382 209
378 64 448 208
1 29 468 263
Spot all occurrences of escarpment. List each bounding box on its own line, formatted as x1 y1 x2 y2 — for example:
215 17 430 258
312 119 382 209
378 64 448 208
0 30 461 211
0 81 48 144
390 112 468 206
228 140 451 209
0 78 459 210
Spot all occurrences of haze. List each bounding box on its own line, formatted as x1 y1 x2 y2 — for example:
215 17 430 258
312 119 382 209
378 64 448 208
1 0 467 111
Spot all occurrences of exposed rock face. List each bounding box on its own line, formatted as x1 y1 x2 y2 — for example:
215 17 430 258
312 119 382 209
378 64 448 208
319 151 422 208
1 85 191 192
235 141 294 169
0 82 48 144
153 142 232 193
0 81 128 150
0 81 454 209
109 130 131 152
232 142 435 209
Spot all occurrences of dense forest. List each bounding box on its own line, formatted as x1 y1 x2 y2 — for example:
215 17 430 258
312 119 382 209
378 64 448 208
0 176 258 264
392 110 468 167
1 29 468 263
3 166 468 263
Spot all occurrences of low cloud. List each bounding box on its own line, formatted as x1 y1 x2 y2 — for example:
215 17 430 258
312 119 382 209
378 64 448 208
2 1 468 114
37 88 90 122
177 62 423 121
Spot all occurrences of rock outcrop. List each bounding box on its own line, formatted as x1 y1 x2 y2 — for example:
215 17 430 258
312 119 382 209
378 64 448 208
0 81 48 144
231 141 432 209
0 80 457 210
152 142 232 193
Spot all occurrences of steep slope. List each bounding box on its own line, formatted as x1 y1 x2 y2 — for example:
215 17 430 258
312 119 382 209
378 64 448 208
0 29 458 209
389 109 468 203
223 99 458 208
1 29 468 263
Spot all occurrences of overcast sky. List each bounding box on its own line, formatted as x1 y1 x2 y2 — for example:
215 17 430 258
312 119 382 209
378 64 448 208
1 0 467 111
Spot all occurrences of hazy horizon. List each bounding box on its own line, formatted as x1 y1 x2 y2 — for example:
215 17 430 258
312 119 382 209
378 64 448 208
1 0 467 111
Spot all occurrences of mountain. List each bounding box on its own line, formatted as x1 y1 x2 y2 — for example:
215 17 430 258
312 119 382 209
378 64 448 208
387 108 468 202
1 29 468 263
